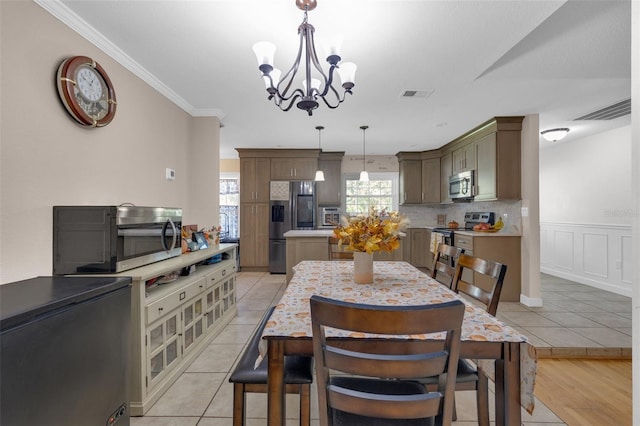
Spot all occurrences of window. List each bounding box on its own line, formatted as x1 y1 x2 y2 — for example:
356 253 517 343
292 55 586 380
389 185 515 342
219 174 239 240
344 173 398 215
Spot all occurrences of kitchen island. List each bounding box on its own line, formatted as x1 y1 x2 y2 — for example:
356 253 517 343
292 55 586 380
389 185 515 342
283 230 404 283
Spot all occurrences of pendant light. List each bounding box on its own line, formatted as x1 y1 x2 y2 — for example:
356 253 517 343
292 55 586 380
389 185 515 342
314 125 325 181
359 125 369 182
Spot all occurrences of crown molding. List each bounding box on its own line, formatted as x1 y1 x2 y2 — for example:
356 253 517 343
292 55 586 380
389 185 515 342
34 0 223 118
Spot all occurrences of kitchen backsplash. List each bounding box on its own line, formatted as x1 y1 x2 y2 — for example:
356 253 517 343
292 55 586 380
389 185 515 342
399 200 523 232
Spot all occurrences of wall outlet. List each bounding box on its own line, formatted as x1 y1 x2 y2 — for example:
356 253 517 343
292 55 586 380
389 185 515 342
521 207 529 217
166 168 175 180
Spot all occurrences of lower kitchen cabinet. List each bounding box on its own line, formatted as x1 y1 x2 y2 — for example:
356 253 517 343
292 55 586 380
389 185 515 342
453 234 521 302
95 244 238 416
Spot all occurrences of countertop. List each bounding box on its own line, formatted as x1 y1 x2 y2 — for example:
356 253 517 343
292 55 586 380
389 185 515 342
284 230 335 238
408 225 521 237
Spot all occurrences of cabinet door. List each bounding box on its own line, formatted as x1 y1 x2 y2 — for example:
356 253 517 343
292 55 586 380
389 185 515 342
182 294 206 357
240 202 269 268
270 158 294 180
440 152 452 203
452 143 476 173
399 160 422 204
474 132 497 201
421 158 440 204
147 308 181 389
410 228 430 268
291 157 317 180
240 158 271 202
317 160 341 205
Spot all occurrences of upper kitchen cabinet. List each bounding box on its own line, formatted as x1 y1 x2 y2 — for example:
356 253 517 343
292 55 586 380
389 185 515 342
317 152 344 206
239 157 271 203
398 151 441 205
452 143 476 173
473 117 523 201
440 151 453 204
270 156 318 180
397 152 422 205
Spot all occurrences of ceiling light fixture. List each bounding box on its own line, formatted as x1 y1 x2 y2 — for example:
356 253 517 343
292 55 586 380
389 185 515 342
359 125 369 182
314 125 325 182
540 128 570 142
252 0 357 116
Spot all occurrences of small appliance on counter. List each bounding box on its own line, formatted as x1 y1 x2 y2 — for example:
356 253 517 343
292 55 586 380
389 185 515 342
53 205 182 275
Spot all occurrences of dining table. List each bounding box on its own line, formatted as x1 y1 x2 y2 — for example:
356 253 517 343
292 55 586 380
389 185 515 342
259 260 537 426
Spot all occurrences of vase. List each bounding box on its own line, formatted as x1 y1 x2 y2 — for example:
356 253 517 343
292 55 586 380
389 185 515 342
353 251 374 284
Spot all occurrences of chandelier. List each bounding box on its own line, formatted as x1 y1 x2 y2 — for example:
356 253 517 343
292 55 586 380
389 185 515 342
252 0 357 116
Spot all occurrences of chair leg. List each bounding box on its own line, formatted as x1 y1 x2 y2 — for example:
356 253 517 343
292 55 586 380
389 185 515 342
452 394 458 421
476 371 490 426
299 384 311 426
233 383 246 426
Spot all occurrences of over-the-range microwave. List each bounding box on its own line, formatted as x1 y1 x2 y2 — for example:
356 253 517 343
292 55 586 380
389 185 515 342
448 170 475 200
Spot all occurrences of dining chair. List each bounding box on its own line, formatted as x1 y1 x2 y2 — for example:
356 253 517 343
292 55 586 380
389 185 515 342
328 236 354 260
229 306 313 426
310 294 465 426
430 243 464 288
421 253 508 426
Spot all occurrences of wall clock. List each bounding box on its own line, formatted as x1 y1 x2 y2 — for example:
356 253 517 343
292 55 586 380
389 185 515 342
56 56 117 127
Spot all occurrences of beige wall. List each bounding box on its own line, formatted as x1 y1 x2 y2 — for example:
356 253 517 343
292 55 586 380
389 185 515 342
0 0 220 283
220 159 240 173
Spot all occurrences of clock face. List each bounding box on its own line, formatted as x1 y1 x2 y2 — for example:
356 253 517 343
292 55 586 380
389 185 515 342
56 56 117 127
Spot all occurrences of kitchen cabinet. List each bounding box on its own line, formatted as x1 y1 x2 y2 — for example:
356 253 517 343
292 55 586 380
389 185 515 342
94 244 237 416
317 152 344 205
240 202 269 269
453 233 521 302
240 157 270 203
270 157 318 180
440 151 453 203
408 228 431 268
399 159 422 204
452 142 476 173
421 157 440 204
474 126 521 201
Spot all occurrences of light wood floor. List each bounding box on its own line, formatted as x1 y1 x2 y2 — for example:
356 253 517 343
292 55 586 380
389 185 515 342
534 359 632 425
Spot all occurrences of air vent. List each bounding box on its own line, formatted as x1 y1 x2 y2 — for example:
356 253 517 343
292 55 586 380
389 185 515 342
574 98 631 120
400 89 434 99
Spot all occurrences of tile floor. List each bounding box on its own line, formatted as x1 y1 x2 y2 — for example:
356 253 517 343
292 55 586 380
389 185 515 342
131 271 632 426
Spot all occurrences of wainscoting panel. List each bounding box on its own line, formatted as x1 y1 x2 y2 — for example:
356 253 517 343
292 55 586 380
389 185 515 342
540 222 633 297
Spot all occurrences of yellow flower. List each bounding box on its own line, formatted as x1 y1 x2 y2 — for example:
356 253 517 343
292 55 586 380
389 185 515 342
332 207 409 253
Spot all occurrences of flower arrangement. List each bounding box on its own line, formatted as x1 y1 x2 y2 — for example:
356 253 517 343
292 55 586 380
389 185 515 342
333 207 410 254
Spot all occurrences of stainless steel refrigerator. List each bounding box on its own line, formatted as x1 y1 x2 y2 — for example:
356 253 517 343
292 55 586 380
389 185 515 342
0 276 132 426
269 181 316 273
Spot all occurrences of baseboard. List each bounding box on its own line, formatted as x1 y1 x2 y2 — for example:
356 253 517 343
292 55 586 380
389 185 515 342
520 294 543 307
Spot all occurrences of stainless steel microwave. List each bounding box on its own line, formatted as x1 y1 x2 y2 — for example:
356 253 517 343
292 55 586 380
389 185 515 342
53 205 182 274
448 170 475 200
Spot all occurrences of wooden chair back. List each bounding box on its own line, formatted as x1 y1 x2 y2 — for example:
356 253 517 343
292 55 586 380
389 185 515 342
328 236 354 260
310 295 465 426
451 253 507 316
431 243 464 288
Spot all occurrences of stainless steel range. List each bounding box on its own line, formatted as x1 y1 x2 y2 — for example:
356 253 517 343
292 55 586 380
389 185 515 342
432 211 495 246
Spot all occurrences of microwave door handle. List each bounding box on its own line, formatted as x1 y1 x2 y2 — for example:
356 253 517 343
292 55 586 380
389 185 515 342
162 218 177 251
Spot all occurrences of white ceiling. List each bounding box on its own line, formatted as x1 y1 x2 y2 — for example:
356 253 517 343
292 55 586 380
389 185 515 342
43 0 631 158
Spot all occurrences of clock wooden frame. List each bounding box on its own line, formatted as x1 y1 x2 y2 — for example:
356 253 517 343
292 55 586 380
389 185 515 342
56 55 117 127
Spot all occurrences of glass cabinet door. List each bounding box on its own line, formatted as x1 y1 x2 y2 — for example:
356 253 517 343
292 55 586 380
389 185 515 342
147 309 181 388
182 295 205 356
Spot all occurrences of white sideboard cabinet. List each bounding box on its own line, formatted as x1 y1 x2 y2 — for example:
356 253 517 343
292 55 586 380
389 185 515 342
95 244 238 416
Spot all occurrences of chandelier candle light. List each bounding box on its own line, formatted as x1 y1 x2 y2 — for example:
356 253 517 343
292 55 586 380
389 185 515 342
333 208 409 283
252 0 357 116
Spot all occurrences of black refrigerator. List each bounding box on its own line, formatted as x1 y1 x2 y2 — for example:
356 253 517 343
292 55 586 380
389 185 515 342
0 276 132 426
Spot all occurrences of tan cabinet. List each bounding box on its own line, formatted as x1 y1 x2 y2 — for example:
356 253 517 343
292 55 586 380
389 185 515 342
270 157 317 180
239 202 269 269
474 126 521 201
399 159 422 204
440 152 453 203
240 158 270 203
317 152 343 205
408 228 431 268
453 234 521 302
474 132 497 200
421 157 440 204
452 143 476 173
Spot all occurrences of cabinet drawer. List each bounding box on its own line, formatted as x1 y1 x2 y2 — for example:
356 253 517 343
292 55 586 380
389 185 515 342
454 234 474 251
207 262 236 288
146 277 206 324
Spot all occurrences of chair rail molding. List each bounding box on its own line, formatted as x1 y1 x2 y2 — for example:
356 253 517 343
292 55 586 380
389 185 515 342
540 222 633 297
